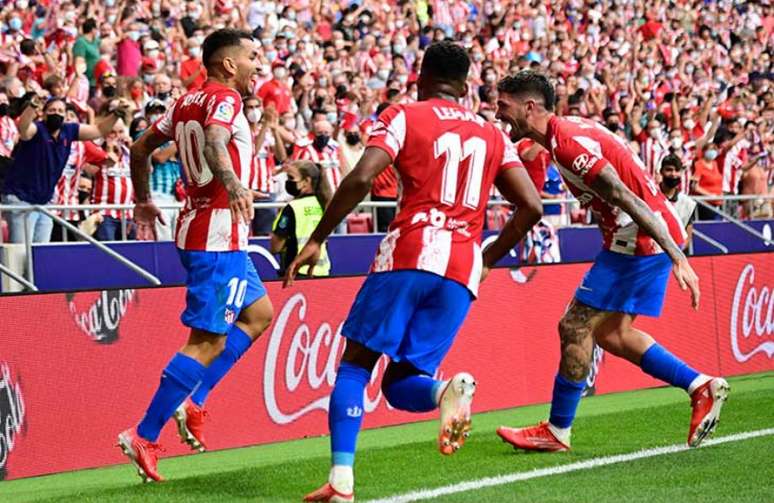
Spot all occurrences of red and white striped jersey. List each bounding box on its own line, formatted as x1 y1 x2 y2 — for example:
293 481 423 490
292 139 343 190
52 141 85 220
720 140 749 194
0 115 18 157
251 132 276 194
91 144 134 219
153 80 254 251
366 98 524 296
639 136 669 180
547 116 685 255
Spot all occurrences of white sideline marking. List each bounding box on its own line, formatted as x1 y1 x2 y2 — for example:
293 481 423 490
368 428 774 503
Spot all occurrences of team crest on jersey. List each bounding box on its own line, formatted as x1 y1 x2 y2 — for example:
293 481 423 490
225 308 236 325
213 101 235 122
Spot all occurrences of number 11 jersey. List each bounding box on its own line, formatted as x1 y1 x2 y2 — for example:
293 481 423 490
154 80 254 251
367 98 524 296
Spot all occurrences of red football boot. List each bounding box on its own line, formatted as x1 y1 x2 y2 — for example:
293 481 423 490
497 421 570 452
688 377 730 447
116 427 165 482
174 398 208 452
303 482 354 502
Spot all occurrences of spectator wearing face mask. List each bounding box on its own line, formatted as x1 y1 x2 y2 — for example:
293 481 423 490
659 154 696 247
151 73 174 108
116 21 143 78
270 160 332 277
692 143 724 221
1 95 129 243
72 18 100 89
292 119 344 192
257 60 292 115
180 38 207 91
90 72 119 115
244 96 287 235
638 118 670 181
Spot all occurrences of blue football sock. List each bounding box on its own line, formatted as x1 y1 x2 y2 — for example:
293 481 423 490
384 374 441 412
329 362 371 466
190 326 253 407
548 373 586 429
640 343 699 391
137 353 206 442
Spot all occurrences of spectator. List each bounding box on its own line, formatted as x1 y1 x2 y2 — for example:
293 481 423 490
245 96 286 235
72 18 100 89
0 92 18 189
270 160 332 277
180 38 207 91
91 118 135 241
692 143 724 221
659 154 696 247
257 60 292 116
292 119 345 193
1 95 128 243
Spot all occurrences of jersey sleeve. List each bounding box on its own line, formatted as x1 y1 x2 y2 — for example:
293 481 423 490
498 130 524 174
153 100 176 139
204 90 243 130
552 132 608 186
366 104 407 161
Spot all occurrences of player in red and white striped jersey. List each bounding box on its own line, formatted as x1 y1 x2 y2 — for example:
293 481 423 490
121 29 273 484
495 71 726 455
289 42 542 502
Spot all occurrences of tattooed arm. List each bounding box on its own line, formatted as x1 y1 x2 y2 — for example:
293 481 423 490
203 124 254 224
592 164 700 308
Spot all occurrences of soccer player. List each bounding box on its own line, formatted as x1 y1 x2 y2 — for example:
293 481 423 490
285 41 542 502
118 29 273 482
494 71 729 452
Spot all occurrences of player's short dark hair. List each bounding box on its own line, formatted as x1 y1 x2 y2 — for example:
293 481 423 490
420 41 470 85
497 71 556 112
661 154 684 171
202 29 254 71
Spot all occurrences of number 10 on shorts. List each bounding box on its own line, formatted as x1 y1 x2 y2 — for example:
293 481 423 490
226 277 248 308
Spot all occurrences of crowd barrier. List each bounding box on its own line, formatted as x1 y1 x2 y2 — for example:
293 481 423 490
0 252 772 480
3 219 772 293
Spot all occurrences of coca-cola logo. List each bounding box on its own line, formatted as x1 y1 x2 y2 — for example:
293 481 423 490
65 289 137 344
263 293 450 426
263 293 388 425
0 363 25 481
730 264 774 363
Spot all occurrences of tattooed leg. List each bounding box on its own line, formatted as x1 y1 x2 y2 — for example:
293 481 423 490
557 299 607 382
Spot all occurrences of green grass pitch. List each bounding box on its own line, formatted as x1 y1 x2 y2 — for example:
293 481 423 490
2 371 772 502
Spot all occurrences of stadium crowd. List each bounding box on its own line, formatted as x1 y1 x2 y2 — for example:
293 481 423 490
0 0 771 245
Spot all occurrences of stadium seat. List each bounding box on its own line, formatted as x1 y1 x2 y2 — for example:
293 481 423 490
346 213 373 234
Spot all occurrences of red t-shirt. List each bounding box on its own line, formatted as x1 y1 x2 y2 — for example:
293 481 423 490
257 79 292 115
180 58 207 91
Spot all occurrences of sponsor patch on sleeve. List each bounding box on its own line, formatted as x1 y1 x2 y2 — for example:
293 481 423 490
212 101 235 123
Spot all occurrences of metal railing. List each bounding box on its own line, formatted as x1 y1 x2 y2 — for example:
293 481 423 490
0 193 771 292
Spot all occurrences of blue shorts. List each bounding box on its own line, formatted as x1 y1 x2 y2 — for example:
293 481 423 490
342 270 473 375
575 250 672 317
178 249 267 335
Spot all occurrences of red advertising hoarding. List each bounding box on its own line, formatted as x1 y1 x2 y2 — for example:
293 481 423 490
0 253 772 480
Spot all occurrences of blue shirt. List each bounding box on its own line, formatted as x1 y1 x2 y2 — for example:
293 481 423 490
3 122 80 204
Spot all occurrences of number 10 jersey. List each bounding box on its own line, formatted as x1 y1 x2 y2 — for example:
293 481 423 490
154 80 254 251
367 98 524 297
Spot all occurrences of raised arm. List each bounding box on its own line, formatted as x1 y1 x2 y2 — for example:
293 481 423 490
591 164 700 308
203 124 254 224
18 96 41 141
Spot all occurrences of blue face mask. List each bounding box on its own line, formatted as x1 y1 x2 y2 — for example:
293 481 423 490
132 129 146 141
9 18 22 32
704 149 718 161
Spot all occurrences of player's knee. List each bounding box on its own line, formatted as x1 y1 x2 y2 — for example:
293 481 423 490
240 299 274 340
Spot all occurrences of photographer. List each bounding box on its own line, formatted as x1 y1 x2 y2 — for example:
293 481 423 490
1 94 130 243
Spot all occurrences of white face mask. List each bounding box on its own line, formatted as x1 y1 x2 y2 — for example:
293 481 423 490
684 119 696 130
671 137 683 149
246 109 261 123
189 47 201 58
